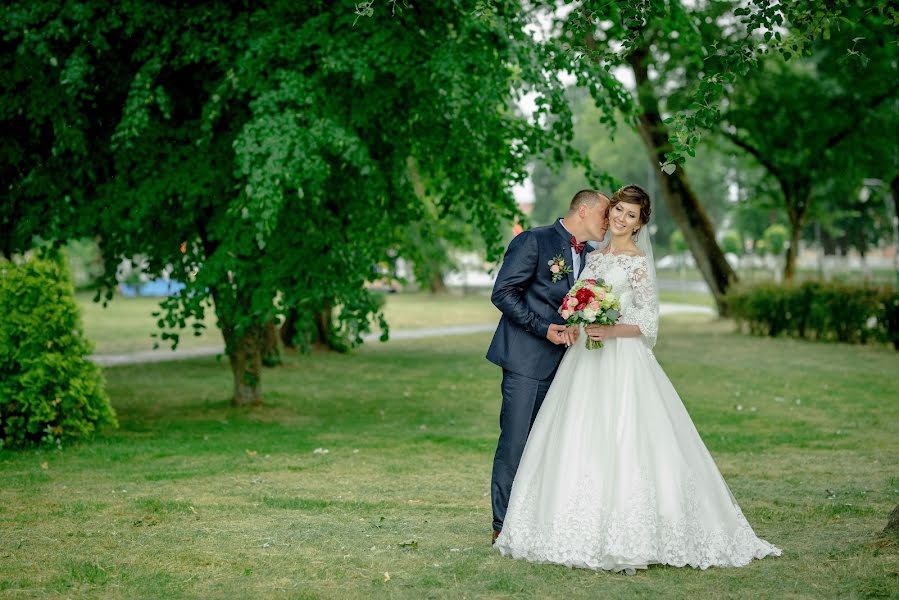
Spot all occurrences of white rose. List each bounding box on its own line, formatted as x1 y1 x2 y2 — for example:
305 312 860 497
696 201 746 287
581 307 597 321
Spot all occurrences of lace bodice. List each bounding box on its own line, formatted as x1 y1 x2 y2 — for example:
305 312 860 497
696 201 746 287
579 252 659 349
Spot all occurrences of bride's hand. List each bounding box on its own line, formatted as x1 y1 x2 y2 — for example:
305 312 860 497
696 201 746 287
585 324 616 342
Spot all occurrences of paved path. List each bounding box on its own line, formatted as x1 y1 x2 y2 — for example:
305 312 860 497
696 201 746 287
90 302 714 367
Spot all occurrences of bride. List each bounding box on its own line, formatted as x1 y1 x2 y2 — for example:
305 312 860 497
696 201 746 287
493 185 781 573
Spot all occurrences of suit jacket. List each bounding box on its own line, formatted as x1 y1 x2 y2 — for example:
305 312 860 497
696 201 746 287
486 220 581 380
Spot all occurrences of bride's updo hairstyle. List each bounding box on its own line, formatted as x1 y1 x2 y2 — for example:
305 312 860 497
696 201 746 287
610 185 651 234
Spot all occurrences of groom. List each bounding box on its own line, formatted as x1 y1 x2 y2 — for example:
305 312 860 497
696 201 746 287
486 189 610 542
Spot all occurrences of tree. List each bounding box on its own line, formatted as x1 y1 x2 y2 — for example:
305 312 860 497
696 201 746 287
556 0 899 303
2 1 586 405
529 89 736 265
707 0 899 280
804 178 895 265
401 159 486 295
722 59 898 280
573 2 741 314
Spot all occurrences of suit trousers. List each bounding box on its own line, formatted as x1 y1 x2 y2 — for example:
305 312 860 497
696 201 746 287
491 367 557 532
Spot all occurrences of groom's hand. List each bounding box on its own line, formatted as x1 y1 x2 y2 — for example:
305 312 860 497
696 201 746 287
546 324 569 346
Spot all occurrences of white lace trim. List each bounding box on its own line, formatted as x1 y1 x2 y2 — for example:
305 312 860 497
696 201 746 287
495 472 782 573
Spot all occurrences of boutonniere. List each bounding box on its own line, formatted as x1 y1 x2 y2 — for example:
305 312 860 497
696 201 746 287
547 255 573 283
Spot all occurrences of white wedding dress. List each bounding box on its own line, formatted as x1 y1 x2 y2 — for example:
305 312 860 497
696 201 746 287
494 251 781 573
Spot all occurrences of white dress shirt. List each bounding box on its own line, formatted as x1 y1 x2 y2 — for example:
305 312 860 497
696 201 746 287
558 218 581 278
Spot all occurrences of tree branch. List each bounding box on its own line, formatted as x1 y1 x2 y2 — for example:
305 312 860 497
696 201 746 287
720 129 783 181
825 80 899 150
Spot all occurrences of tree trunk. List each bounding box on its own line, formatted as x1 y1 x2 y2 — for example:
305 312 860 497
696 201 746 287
280 307 299 349
222 322 264 406
820 228 839 256
428 271 448 295
211 284 264 406
882 503 899 539
314 306 335 347
279 305 345 351
783 218 803 282
892 174 899 222
626 47 739 315
783 190 810 282
261 319 281 367
891 174 899 287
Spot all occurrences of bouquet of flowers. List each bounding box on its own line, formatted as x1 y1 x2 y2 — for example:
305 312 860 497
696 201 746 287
559 278 621 349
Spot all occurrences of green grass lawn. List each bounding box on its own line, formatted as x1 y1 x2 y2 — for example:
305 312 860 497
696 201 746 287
658 290 715 307
77 292 221 355
78 291 501 355
78 288 713 356
2 316 897 598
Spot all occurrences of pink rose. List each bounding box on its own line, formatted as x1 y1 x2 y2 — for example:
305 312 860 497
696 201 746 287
566 297 578 309
550 264 560 273
589 300 600 310
597 289 605 299
560 309 571 319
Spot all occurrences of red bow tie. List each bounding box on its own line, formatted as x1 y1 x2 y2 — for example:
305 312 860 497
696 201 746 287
570 236 586 255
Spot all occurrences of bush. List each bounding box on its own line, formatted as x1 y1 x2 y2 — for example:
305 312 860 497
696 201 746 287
64 238 105 290
728 281 898 349
721 231 742 256
0 251 117 448
762 224 788 256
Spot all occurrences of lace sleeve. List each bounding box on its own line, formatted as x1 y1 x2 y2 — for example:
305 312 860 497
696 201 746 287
620 257 659 349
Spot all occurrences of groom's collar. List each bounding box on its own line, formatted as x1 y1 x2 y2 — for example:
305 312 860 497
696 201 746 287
556 218 597 250
553 218 570 241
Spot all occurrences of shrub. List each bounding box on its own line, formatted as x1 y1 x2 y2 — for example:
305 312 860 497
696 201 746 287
669 230 687 254
0 251 117 448
762 224 788 256
721 231 742 256
728 281 897 349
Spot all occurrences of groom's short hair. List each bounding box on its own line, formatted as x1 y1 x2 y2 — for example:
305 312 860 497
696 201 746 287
569 189 608 211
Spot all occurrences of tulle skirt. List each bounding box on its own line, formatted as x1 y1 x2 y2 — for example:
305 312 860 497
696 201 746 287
494 335 781 572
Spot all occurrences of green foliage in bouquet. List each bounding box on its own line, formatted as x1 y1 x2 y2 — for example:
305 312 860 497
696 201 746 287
0 252 116 448
728 282 898 349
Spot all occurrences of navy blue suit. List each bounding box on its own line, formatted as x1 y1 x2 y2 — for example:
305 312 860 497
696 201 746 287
486 220 584 533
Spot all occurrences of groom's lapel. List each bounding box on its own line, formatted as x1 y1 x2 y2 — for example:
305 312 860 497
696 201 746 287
567 252 576 288
552 219 575 289
577 242 595 278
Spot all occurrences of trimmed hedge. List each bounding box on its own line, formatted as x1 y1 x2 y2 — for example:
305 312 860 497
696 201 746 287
728 281 898 349
0 252 117 448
